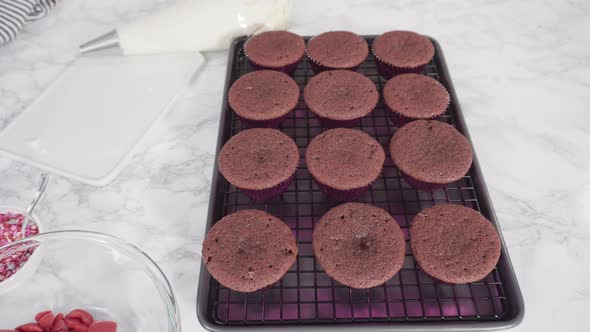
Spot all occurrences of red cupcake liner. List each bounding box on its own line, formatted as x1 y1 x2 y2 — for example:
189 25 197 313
313 114 363 128
236 112 291 129
238 173 296 201
247 59 301 76
386 106 442 128
374 55 425 79
313 180 372 202
243 50 299 76
399 170 447 192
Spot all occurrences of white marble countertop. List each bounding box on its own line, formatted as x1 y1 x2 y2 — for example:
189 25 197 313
1 0 589 331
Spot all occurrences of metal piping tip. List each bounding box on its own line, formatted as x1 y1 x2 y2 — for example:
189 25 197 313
79 30 120 54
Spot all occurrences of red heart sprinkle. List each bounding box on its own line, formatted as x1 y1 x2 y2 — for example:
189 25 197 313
88 321 117 332
64 318 88 332
34 311 51 323
50 314 65 332
15 323 43 332
37 312 54 330
65 310 94 326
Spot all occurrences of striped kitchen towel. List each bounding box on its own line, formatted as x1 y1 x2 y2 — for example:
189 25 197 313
0 0 57 45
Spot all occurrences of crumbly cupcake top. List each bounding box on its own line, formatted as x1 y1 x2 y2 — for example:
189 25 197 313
219 129 299 190
410 204 501 284
313 202 405 288
244 31 305 68
383 74 450 119
306 31 369 69
228 70 299 121
304 70 378 120
372 31 434 68
306 128 385 190
389 120 472 184
203 209 298 292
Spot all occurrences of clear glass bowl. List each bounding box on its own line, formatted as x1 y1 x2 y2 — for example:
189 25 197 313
0 231 181 331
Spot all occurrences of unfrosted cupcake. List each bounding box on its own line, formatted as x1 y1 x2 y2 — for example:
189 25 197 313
228 70 299 128
305 31 369 73
218 128 299 200
244 31 305 75
372 31 435 79
389 120 472 191
313 202 405 288
303 70 378 128
202 209 298 292
410 204 501 284
383 74 450 127
305 128 384 201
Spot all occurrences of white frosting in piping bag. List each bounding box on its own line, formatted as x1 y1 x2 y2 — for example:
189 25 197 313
117 0 292 55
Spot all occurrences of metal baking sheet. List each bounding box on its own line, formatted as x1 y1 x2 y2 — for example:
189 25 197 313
197 35 524 331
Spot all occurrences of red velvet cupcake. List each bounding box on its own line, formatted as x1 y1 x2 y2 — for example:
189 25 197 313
410 204 501 284
305 31 369 73
372 31 435 79
389 120 472 191
306 128 385 201
313 202 406 288
202 209 298 292
383 74 450 127
219 128 299 200
303 70 378 128
244 31 305 75
228 70 299 128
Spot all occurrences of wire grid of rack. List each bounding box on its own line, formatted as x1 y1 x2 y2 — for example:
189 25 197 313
197 36 523 331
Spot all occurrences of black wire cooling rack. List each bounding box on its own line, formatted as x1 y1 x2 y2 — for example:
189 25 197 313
197 35 524 331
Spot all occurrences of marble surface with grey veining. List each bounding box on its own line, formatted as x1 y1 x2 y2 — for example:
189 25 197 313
0 0 589 331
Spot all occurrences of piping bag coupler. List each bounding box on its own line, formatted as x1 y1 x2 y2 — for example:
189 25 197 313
80 0 292 55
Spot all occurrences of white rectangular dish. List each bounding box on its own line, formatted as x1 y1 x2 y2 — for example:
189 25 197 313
0 53 203 185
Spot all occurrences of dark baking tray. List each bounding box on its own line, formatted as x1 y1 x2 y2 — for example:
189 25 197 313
197 35 524 331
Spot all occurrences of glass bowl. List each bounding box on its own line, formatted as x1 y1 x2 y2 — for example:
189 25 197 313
0 231 181 331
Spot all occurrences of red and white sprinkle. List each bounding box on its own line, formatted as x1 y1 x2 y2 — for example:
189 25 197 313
0 212 40 283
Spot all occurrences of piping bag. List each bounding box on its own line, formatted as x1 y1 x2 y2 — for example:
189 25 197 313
0 0 292 186
81 0 291 54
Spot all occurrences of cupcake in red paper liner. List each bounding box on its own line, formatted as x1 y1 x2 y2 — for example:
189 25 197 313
202 209 297 292
389 120 472 191
383 73 450 127
218 128 299 201
313 202 405 288
305 31 369 73
0 211 40 288
304 70 378 128
410 204 501 284
228 70 299 128
305 128 385 201
372 31 435 79
244 31 305 75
